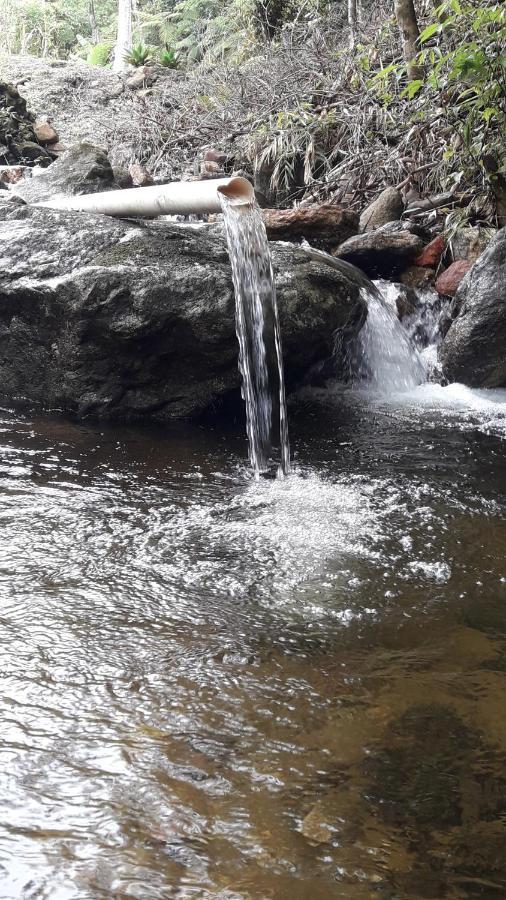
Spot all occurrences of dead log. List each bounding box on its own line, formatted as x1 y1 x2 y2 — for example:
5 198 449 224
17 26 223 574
262 204 359 248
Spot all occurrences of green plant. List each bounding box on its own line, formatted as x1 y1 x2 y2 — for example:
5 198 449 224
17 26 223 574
159 46 178 67
248 106 340 197
367 0 506 224
123 42 153 66
87 41 112 65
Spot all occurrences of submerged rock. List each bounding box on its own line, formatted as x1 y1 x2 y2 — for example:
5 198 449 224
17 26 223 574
0 201 365 422
440 228 506 387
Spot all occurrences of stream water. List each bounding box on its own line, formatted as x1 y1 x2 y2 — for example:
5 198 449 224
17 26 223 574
1 235 506 898
1 373 506 899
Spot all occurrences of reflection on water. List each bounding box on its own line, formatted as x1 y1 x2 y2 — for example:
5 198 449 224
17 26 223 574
0 386 505 899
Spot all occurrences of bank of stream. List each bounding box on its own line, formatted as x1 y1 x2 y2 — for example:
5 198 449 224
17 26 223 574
0 377 505 899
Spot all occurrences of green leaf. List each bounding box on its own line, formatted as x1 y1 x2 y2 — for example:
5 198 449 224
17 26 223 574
482 107 498 123
419 22 440 43
401 79 424 99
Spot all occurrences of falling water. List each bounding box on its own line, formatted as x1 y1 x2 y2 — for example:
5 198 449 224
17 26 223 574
353 282 427 392
298 241 430 393
219 193 290 476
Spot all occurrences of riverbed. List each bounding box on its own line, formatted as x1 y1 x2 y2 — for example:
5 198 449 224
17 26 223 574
1 384 505 899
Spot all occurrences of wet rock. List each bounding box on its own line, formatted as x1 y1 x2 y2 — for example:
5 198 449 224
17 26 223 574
11 142 117 203
364 705 474 828
400 265 436 289
263 204 358 249
359 186 404 232
440 228 506 387
333 221 424 278
435 260 472 297
414 234 445 267
392 283 418 319
0 201 365 422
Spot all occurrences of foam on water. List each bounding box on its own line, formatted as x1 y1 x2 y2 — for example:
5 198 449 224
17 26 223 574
379 382 506 438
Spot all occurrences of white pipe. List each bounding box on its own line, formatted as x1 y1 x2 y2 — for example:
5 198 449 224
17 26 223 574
37 176 255 217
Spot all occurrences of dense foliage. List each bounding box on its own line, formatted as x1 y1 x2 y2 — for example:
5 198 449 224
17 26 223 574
0 0 504 224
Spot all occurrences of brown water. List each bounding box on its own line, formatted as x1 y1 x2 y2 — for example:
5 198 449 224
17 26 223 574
1 384 506 900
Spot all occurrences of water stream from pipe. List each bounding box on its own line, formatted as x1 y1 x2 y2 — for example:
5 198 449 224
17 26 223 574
220 194 290 477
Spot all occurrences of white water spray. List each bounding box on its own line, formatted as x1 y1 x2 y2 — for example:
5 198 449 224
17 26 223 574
353 282 427 392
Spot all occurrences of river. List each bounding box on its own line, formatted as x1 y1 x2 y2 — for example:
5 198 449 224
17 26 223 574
0 382 505 899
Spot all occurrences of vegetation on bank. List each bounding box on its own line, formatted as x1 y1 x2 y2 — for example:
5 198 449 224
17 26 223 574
0 0 504 226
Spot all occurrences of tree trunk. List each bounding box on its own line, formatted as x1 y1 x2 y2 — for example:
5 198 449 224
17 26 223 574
348 0 357 48
88 0 100 44
113 0 133 73
394 0 424 81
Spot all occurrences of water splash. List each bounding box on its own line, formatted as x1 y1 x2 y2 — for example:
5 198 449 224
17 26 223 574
352 282 427 393
220 194 290 476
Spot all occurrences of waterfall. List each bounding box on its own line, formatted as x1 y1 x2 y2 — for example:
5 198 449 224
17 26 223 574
220 194 290 477
352 282 428 392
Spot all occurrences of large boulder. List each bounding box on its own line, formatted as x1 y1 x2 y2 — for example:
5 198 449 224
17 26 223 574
11 142 117 203
333 221 424 278
440 228 506 387
0 200 365 422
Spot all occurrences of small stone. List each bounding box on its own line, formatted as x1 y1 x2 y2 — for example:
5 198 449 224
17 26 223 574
128 163 153 186
203 148 228 167
200 160 221 176
435 260 472 297
107 83 125 100
34 120 59 144
47 141 68 157
414 234 445 267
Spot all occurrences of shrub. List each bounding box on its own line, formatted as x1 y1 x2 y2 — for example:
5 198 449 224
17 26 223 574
159 47 178 67
87 42 112 66
124 43 153 66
